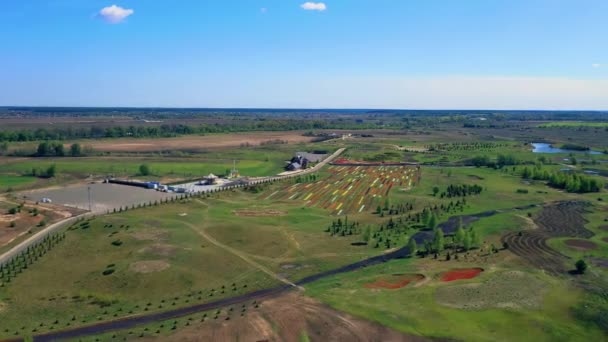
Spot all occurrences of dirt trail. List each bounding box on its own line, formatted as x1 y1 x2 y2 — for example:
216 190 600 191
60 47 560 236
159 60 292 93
181 220 298 288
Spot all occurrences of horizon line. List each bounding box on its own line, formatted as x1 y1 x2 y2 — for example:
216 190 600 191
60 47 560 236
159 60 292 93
1 106 607 113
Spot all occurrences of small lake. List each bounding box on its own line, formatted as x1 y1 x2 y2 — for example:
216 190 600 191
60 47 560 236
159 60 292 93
531 143 603 155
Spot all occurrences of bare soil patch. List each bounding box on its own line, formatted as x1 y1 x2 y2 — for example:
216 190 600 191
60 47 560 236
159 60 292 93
141 292 429 342
0 204 67 248
364 274 425 289
603 237 608 243
87 132 315 152
129 260 170 274
138 244 179 257
130 229 169 242
233 209 288 217
600 225 608 232
564 239 598 251
280 263 310 271
436 271 546 310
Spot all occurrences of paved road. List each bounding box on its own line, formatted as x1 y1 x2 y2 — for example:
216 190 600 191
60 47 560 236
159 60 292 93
0 213 92 268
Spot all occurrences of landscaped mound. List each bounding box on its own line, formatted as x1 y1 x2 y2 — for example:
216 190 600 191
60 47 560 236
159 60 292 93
233 209 288 217
436 271 546 310
129 260 170 273
364 273 425 289
565 239 598 251
440 268 484 282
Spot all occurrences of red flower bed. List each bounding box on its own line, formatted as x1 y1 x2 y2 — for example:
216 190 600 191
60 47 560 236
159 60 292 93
440 268 484 282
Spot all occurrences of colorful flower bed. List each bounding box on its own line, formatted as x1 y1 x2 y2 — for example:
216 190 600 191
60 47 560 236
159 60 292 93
264 165 420 215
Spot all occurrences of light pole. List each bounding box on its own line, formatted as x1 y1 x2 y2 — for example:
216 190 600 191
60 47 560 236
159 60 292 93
87 186 92 212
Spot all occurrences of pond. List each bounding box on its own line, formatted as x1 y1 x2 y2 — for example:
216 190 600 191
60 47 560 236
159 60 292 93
531 143 603 155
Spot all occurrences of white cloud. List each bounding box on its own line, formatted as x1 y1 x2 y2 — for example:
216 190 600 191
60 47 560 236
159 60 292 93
301 2 327 11
98 4 134 24
592 63 602 68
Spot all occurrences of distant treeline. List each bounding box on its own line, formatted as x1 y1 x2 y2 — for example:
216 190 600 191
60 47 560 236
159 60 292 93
0 120 391 142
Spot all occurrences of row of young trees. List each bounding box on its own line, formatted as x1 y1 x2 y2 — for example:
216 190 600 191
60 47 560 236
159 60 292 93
438 184 483 198
427 142 509 152
324 217 361 236
376 200 415 216
0 232 66 286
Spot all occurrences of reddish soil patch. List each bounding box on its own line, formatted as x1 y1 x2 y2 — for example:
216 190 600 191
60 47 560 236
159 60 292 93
86 132 315 152
565 239 598 251
364 274 425 289
440 268 484 282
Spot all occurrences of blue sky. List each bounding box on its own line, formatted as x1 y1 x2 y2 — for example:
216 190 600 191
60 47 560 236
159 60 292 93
1 0 607 109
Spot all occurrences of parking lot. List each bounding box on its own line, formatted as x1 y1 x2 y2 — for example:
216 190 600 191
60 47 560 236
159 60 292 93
20 183 175 214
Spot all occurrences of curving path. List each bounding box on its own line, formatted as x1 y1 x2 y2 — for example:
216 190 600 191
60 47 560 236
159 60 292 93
30 203 539 341
0 149 346 270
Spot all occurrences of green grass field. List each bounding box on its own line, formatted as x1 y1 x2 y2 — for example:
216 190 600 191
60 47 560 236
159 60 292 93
0 175 37 191
0 189 379 339
304 257 604 341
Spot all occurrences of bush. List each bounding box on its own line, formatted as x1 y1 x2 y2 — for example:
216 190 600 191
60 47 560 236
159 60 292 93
102 269 115 276
575 259 588 274
139 164 151 176
111 240 123 246
516 189 529 194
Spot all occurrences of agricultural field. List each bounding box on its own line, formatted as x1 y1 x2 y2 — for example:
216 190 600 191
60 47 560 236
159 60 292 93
0 111 607 341
264 164 420 215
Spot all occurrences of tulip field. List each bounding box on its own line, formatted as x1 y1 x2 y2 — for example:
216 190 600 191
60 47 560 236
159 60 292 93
264 165 421 215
